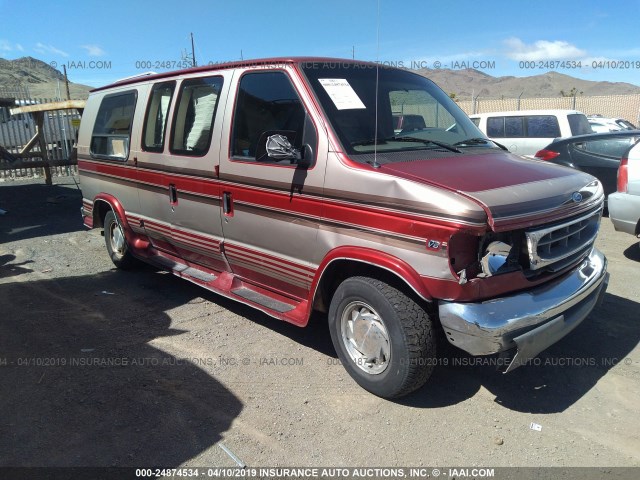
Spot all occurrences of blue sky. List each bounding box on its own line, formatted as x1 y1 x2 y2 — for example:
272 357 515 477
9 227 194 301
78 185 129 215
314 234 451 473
2 0 640 89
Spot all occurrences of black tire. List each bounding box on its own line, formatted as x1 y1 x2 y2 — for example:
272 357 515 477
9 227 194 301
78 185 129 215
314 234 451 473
328 276 436 398
104 210 139 270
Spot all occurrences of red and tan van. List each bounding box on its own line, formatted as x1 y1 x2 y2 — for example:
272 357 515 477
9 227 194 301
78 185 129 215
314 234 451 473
78 58 609 398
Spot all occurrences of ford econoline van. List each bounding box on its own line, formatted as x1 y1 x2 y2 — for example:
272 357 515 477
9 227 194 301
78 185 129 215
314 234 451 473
470 109 593 156
78 59 608 398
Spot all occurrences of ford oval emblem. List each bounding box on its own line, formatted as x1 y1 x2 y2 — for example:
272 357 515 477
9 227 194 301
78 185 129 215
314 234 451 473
572 192 583 203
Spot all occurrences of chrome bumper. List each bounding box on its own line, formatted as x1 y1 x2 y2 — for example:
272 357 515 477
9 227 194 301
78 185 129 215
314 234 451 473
439 248 608 372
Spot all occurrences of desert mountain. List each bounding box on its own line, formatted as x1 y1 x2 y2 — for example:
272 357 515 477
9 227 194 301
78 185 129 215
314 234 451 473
0 56 92 99
420 68 640 99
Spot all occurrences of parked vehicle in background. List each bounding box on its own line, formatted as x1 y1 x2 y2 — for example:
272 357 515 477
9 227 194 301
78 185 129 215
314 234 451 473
609 141 640 242
77 58 609 398
588 115 636 133
469 109 593 157
534 131 640 199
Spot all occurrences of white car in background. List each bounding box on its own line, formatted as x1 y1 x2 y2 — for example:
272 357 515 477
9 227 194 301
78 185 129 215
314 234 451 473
469 109 593 157
609 140 640 243
588 116 637 133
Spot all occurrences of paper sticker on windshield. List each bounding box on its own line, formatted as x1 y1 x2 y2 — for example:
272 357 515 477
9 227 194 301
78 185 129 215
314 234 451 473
318 78 366 110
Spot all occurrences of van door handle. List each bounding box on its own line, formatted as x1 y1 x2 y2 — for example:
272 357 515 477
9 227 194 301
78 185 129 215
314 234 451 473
222 191 233 217
169 184 178 205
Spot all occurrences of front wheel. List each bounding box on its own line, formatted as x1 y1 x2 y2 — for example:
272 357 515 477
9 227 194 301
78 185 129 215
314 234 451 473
328 276 436 398
104 210 139 269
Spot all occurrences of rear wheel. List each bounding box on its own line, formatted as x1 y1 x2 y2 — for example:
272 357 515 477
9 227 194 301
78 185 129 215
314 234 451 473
104 210 139 269
328 276 436 398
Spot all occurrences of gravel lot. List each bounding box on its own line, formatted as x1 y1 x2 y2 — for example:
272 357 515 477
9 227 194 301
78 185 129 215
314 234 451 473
1 177 639 473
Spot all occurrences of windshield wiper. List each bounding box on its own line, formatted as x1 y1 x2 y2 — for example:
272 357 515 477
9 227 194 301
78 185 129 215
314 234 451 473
454 137 508 151
352 136 462 153
388 136 461 153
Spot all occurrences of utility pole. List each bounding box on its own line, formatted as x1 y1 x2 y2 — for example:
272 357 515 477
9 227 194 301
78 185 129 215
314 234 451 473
62 64 71 100
190 32 197 67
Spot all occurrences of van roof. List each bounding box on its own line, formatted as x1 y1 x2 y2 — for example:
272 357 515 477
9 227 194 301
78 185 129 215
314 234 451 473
469 109 584 118
90 57 381 92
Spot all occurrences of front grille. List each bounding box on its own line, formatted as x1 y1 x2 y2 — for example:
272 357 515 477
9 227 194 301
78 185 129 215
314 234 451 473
525 208 602 273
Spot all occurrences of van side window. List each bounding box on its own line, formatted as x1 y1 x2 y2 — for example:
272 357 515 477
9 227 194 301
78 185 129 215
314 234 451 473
231 71 305 161
142 81 175 152
527 116 560 138
90 91 137 160
170 76 223 156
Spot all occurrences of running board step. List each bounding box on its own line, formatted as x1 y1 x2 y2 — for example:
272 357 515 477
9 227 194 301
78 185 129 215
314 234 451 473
231 287 295 313
153 256 217 283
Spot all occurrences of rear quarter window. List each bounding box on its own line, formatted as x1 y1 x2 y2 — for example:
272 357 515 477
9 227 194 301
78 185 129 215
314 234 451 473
568 114 593 136
90 91 137 160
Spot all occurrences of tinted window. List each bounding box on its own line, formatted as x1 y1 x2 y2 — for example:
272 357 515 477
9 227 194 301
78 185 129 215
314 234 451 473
470 117 480 127
171 76 223 156
577 137 639 157
487 117 504 137
231 72 305 160
505 116 524 137
526 115 561 137
90 91 137 160
142 81 175 152
568 114 593 135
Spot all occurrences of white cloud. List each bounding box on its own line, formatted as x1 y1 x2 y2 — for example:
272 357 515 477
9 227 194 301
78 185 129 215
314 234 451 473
34 42 69 57
16 43 24 51
81 44 105 56
504 37 586 61
0 40 11 51
602 47 640 58
581 56 612 65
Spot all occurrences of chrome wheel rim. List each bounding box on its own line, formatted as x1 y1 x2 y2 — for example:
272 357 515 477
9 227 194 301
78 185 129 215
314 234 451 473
340 301 390 375
109 219 125 256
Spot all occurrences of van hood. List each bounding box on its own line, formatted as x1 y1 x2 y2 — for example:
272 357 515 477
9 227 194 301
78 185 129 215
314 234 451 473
380 151 604 230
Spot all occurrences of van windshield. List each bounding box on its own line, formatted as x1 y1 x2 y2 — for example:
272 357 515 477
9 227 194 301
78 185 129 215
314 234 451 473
301 62 491 156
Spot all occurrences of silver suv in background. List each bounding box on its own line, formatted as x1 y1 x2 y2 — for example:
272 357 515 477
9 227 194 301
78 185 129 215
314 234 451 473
609 141 640 243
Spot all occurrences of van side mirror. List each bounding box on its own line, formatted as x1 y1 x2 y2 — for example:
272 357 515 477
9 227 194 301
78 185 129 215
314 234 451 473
255 130 312 168
266 134 300 161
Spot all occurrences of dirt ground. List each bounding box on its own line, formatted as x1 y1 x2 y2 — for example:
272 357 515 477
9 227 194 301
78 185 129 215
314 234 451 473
1 177 639 472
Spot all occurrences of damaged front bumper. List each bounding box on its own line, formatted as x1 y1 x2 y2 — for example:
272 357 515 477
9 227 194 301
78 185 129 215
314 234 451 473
438 248 608 373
